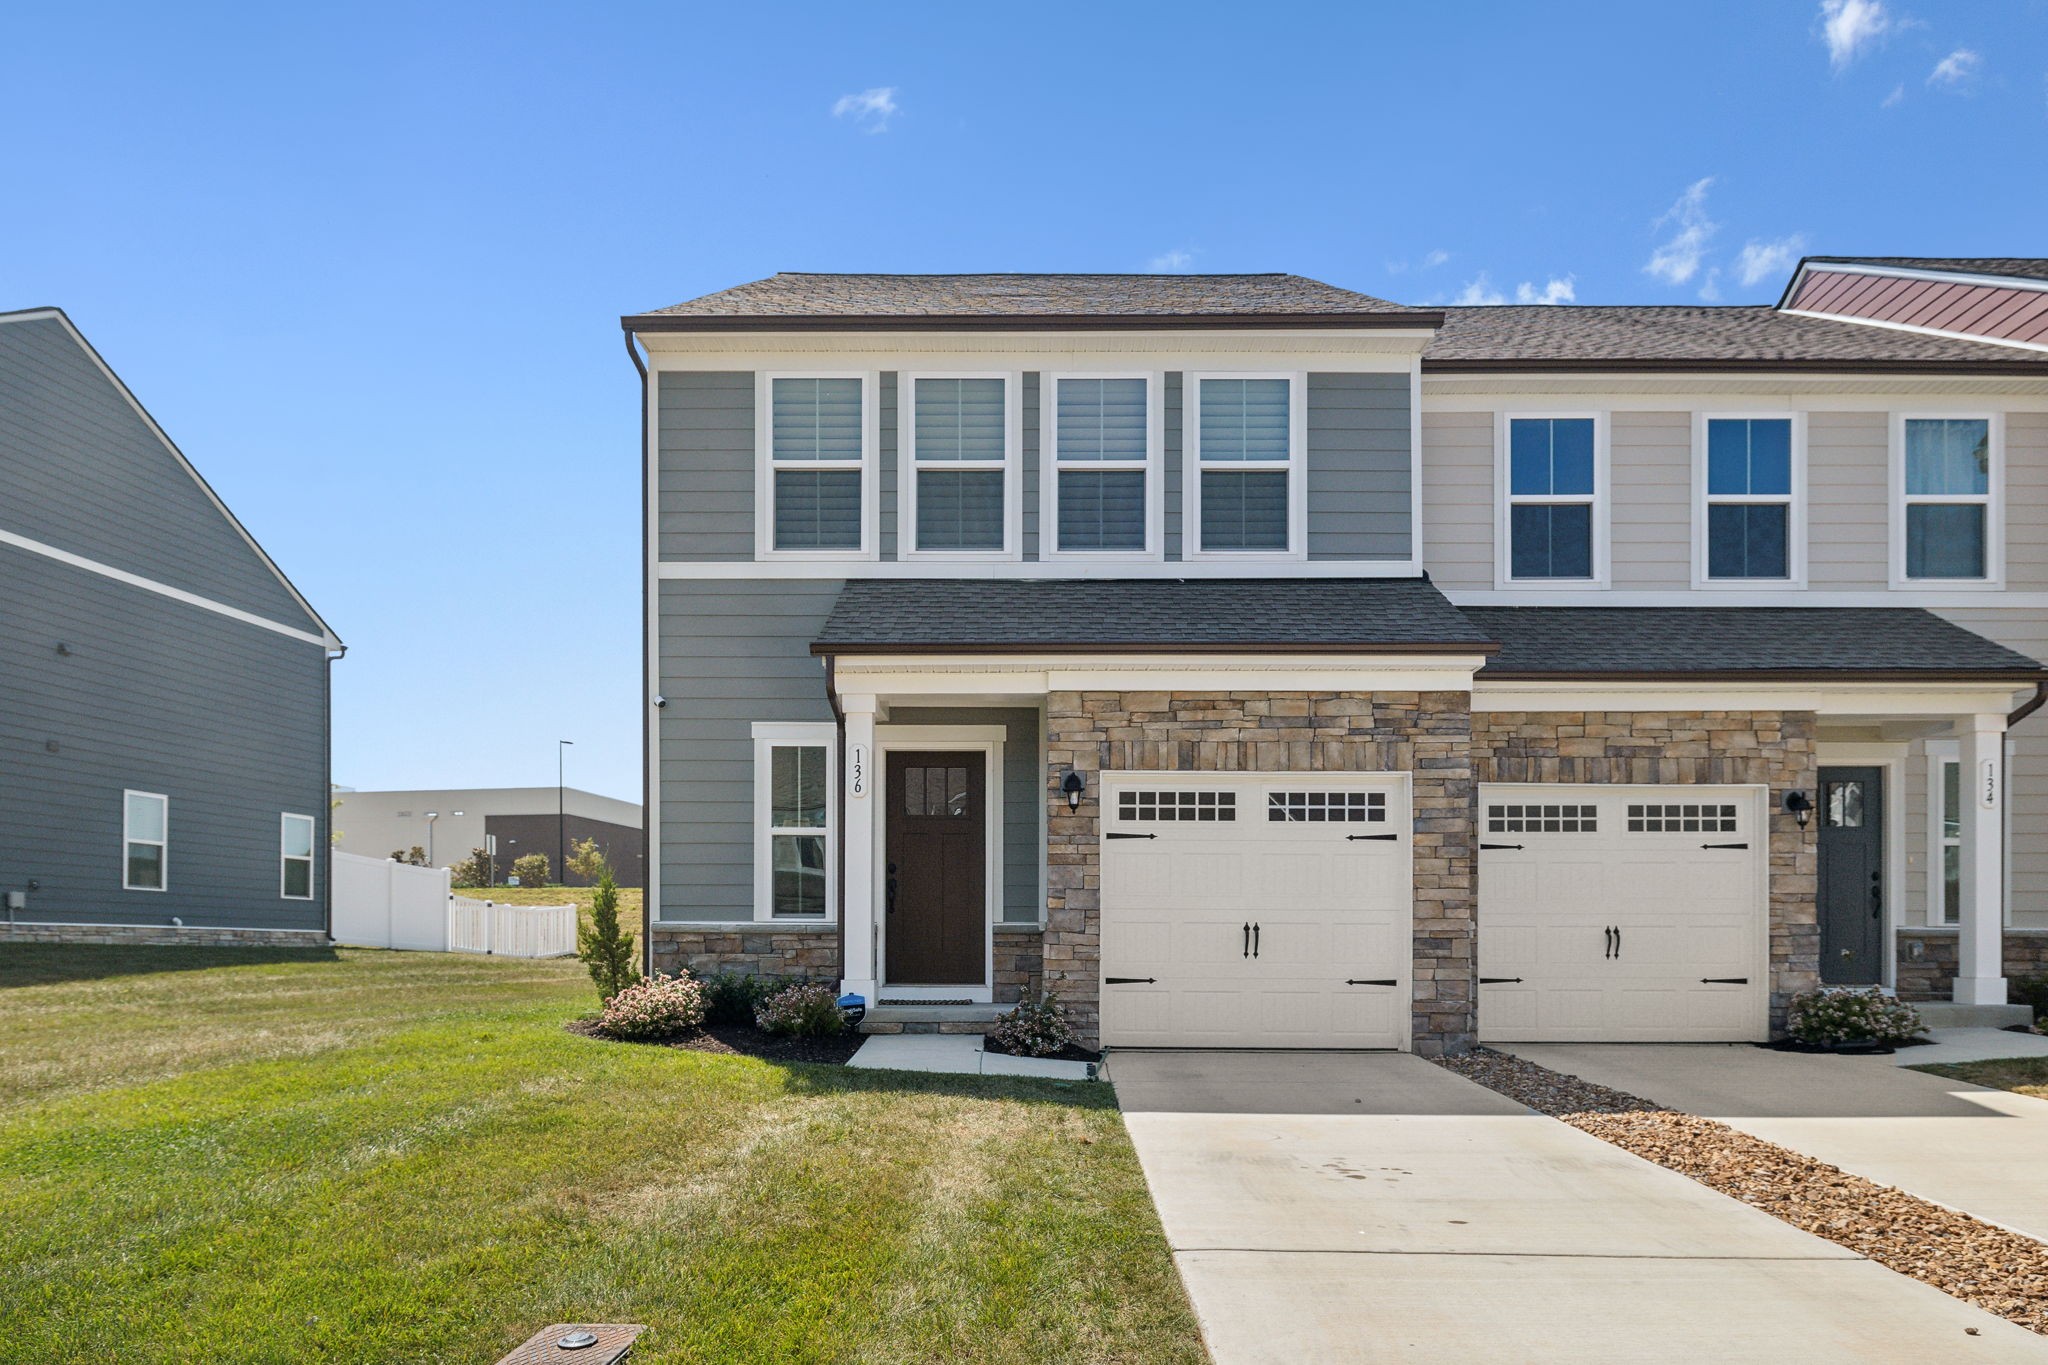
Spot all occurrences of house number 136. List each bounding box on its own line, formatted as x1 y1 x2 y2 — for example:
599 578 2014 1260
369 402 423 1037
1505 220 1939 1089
849 744 869 799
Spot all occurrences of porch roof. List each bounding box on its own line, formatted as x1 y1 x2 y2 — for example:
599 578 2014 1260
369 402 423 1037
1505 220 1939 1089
1466 607 2048 682
812 577 1495 655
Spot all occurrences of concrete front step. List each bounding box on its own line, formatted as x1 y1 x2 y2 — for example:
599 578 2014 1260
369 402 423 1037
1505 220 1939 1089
861 1003 1006 1036
1911 1000 2036 1030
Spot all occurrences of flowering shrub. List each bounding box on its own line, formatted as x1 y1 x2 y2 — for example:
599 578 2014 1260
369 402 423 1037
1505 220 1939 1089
987 994 1074 1057
754 982 846 1038
596 972 706 1041
702 971 778 1026
1785 988 1927 1046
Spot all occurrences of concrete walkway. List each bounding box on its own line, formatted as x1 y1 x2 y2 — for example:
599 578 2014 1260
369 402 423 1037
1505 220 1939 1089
845 1032 1095 1081
1506 1040 2048 1244
1110 1051 2048 1363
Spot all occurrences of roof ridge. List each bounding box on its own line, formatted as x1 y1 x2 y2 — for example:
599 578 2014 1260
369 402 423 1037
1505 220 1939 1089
770 270 1300 279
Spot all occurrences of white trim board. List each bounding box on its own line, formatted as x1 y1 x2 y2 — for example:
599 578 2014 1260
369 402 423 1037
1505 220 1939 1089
656 558 1425 580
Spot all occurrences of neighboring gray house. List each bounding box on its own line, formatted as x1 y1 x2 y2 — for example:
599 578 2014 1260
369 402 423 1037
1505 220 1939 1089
626 264 2048 1054
0 308 341 945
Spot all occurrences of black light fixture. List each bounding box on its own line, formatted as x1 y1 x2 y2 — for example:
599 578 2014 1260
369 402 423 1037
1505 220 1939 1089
1061 769 1087 812
1783 789 1814 828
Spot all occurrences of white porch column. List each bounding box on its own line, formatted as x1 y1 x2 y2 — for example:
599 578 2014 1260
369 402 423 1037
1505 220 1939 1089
1954 712 2008 1006
839 694 880 1004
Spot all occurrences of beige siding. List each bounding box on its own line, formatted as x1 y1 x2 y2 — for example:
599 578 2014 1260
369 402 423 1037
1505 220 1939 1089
1420 410 1494 588
1929 607 2048 929
1805 411 1889 588
1608 411 1691 588
2007 411 2048 590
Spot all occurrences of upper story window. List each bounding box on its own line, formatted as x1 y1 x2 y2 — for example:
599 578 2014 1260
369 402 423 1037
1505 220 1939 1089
763 374 870 556
124 790 167 891
907 375 1013 556
1899 416 1997 583
1700 416 1798 583
1189 375 1303 556
1050 375 1153 554
1504 415 1601 582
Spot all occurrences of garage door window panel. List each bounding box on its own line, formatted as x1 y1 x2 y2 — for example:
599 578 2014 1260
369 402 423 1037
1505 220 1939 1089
1268 791 1386 823
1118 789 1236 823
1487 803 1596 834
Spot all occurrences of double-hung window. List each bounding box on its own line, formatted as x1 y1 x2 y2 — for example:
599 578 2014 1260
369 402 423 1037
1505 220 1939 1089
1190 375 1301 555
1050 375 1153 554
752 723 835 920
1700 416 1798 583
281 813 316 899
1504 415 1600 581
764 374 869 555
907 375 1013 555
1899 416 1997 583
123 790 167 891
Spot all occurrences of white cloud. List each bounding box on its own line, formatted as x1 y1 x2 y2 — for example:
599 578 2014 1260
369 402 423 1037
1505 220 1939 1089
1819 0 1891 70
1735 235 1807 288
1453 273 1506 306
1928 49 1981 89
1148 248 1196 272
1422 248 1451 269
1515 276 1577 305
1698 268 1724 303
1882 82 1906 107
831 87 899 133
1645 177 1719 286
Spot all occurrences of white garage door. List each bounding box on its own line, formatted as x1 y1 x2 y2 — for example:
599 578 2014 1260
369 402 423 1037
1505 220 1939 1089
1477 785 1769 1044
1099 774 1412 1050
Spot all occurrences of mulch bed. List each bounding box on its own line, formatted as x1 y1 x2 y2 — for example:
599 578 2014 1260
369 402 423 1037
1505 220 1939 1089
566 1018 864 1066
1436 1048 2048 1336
980 1038 1102 1064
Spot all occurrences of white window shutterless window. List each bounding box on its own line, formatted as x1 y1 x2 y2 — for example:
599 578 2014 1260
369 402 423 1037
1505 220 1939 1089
281 813 316 900
905 374 1017 557
1895 415 2000 585
1187 374 1305 557
123 790 167 891
1045 374 1158 556
760 374 874 558
1696 415 1802 586
1502 414 1604 583
752 724 836 921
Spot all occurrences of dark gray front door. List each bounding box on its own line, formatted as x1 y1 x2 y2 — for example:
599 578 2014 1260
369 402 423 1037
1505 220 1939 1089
1818 766 1884 985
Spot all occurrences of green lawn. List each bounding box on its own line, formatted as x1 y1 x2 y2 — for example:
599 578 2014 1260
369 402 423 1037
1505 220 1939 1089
0 945 1201 1364
1914 1054 2048 1098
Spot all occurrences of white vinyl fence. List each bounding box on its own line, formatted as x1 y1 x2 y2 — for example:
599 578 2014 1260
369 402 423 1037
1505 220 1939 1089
447 899 578 959
331 851 455 950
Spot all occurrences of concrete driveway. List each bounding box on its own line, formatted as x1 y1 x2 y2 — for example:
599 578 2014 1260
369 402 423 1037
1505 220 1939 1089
1110 1051 2048 1364
1506 1040 2048 1244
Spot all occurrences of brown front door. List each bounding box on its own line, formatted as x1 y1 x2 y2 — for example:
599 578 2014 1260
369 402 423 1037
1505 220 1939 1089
885 750 988 986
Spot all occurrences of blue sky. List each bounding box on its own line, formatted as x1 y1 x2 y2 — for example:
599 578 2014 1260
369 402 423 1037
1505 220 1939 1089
6 1 2044 802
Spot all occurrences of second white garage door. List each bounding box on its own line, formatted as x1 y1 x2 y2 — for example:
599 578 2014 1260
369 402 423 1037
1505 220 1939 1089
1099 773 1412 1050
1477 784 1770 1043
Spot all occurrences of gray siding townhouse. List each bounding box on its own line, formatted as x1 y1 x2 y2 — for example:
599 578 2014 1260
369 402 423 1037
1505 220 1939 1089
625 261 2048 1054
0 308 341 946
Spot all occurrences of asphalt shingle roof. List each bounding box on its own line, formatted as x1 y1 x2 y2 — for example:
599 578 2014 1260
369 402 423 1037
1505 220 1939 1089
1807 257 2048 284
812 578 1494 653
1465 607 2045 679
630 273 1433 322
1423 305 2048 369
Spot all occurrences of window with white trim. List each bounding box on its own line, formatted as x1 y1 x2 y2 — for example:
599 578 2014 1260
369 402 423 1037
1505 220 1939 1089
1051 375 1151 553
281 813 316 900
124 790 167 891
1901 417 1994 581
1702 417 1795 581
1191 375 1300 554
1506 416 1598 580
908 375 1010 554
767 375 866 553
753 724 836 920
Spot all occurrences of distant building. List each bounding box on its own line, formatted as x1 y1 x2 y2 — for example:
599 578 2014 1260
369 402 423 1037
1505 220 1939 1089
332 787 644 887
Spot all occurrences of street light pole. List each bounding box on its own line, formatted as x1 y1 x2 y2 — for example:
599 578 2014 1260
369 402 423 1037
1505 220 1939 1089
558 740 574 887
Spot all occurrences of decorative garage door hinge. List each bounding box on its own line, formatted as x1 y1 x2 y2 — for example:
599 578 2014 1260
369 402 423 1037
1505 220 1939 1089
1345 833 1398 842
1345 978 1398 986
1104 976 1157 985
1105 832 1156 840
1701 842 1749 850
1699 977 1749 985
1479 977 1524 985
1480 843 1524 851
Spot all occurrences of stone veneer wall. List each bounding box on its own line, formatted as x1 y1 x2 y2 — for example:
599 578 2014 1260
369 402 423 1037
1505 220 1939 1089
649 925 839 981
1045 690 1476 1055
0 922 329 948
1470 710 1820 1027
1895 929 2048 1001
993 927 1043 1004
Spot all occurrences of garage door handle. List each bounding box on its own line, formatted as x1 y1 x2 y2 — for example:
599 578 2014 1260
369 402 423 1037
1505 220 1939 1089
1481 843 1524 851
1106 832 1156 840
1346 978 1398 986
1605 926 1615 959
1252 922 1260 958
1105 976 1157 985
1346 833 1399 842
1700 977 1749 985
1480 977 1523 985
1701 842 1748 850
1243 922 1252 958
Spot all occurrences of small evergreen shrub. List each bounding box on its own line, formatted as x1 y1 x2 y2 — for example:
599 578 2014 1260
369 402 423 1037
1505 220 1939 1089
987 994 1074 1057
447 847 491 889
577 868 639 1002
596 972 705 1040
1785 988 1927 1046
701 971 778 1026
754 982 847 1038
2013 973 2048 1026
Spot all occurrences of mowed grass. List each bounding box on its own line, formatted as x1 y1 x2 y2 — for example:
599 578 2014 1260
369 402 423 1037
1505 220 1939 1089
1914 1054 2048 1098
0 945 1202 1364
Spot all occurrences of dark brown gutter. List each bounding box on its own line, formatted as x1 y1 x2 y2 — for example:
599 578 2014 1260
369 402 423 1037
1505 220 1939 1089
623 311 1444 334
2009 681 2048 730
810 639 1499 658
1423 357 2048 377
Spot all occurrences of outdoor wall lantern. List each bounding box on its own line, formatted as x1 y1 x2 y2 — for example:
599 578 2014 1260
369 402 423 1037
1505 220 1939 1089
1062 769 1087 812
1783 790 1814 828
